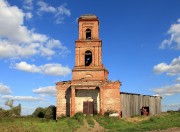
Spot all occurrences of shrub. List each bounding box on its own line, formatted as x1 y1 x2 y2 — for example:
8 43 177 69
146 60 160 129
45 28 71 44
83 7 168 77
32 105 56 119
57 114 67 120
32 107 46 118
11 104 21 117
1 100 21 117
45 105 56 120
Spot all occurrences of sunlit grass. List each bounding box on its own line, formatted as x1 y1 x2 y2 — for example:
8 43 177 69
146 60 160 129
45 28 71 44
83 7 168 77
94 112 180 132
0 112 179 132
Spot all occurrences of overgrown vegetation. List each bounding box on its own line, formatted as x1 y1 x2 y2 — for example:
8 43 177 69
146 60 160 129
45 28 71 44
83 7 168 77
0 111 179 131
0 116 82 131
32 105 56 120
95 111 180 132
0 99 21 117
73 112 84 124
85 115 95 128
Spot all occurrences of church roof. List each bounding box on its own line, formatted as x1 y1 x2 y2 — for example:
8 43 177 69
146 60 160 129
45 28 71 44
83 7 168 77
79 14 98 19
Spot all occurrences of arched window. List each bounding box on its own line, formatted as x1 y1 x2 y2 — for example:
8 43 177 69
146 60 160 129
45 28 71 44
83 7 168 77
86 29 91 40
85 50 92 66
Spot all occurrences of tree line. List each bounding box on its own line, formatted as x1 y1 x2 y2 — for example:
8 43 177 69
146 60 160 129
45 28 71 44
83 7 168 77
0 99 56 120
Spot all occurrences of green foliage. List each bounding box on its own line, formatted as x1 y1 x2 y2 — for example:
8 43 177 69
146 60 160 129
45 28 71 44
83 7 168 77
11 104 21 116
73 112 84 124
32 107 46 118
0 100 21 117
45 105 56 120
57 114 67 119
32 105 56 119
85 115 95 128
0 109 11 117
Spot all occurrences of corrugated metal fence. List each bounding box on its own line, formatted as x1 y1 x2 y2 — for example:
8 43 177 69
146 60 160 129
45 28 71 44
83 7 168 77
120 92 162 118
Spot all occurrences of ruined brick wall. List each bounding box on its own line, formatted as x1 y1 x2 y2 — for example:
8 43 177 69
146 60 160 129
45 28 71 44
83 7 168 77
56 82 71 117
103 81 120 114
75 89 100 114
56 15 121 117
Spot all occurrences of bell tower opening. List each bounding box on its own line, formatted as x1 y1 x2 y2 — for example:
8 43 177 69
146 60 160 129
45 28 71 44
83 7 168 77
85 50 92 66
86 29 91 40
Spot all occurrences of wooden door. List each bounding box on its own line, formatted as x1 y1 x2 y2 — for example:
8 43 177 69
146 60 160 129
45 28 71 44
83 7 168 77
83 101 93 114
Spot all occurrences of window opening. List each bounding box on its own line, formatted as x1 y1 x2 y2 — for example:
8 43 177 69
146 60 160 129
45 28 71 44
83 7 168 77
85 50 92 66
86 29 91 40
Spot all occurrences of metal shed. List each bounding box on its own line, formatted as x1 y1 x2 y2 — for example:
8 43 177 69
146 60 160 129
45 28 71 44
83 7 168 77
120 92 162 118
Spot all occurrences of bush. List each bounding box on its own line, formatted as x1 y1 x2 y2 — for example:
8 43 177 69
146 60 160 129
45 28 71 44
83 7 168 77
57 114 67 120
45 105 56 120
0 100 22 117
11 104 21 117
32 107 46 118
32 105 56 119
0 110 11 117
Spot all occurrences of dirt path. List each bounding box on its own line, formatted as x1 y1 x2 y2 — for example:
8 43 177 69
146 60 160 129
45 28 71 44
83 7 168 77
75 118 105 132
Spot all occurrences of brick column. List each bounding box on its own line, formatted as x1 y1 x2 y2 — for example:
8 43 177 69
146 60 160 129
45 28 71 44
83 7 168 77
100 87 104 115
71 86 75 116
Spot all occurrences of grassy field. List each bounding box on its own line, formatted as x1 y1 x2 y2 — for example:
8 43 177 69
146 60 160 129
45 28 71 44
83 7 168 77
0 112 179 132
0 116 82 132
95 112 180 131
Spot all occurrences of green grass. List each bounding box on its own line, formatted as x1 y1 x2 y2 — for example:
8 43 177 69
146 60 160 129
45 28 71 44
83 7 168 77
85 115 95 128
0 112 179 132
0 116 82 132
94 112 180 132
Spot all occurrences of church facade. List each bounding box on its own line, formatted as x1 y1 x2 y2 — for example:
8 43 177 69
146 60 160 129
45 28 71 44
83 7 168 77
56 14 121 117
56 14 162 118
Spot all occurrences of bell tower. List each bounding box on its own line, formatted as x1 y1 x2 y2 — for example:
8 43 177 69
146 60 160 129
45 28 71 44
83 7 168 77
72 14 109 81
56 14 121 118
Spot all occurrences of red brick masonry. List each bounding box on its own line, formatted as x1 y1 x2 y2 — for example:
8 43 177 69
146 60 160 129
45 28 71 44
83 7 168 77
56 14 121 117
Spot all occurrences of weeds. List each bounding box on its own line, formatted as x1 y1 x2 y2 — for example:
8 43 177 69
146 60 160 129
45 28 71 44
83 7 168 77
0 112 179 132
86 115 95 128
73 112 84 124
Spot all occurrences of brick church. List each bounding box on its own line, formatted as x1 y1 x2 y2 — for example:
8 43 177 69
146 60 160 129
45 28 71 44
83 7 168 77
56 14 121 117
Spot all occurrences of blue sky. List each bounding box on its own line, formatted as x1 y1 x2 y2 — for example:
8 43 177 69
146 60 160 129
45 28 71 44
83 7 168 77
0 0 180 115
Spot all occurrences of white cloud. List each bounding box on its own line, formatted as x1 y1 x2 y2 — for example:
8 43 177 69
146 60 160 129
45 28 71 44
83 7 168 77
13 61 71 76
13 61 40 73
160 18 180 49
1 95 44 101
152 84 180 96
1 95 43 102
33 86 56 96
37 1 71 24
23 0 33 10
0 0 69 59
0 83 12 94
56 4 71 17
25 12 33 19
153 56 180 76
37 1 56 13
